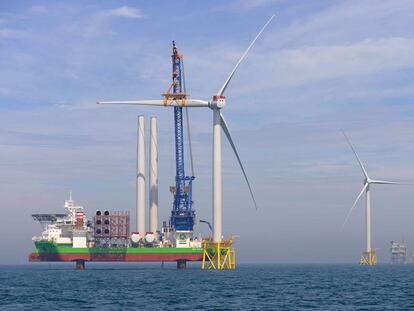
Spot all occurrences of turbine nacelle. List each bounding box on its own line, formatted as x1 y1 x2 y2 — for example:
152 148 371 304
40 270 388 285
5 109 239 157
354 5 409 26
209 95 226 110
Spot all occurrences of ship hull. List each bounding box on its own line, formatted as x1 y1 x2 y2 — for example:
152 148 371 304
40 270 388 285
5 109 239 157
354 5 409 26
29 241 203 262
29 252 203 262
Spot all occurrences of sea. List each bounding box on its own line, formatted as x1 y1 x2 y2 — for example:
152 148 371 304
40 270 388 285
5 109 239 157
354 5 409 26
1 263 414 310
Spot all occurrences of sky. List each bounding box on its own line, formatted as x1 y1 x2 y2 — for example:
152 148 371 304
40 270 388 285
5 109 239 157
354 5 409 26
0 0 414 264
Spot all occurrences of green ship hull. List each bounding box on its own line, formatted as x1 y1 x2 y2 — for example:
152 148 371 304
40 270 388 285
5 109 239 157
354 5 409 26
29 241 204 262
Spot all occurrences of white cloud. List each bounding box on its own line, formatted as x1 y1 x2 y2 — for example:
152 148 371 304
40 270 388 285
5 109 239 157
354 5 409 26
179 0 414 97
65 6 144 37
201 36 414 96
273 37 414 85
101 6 143 19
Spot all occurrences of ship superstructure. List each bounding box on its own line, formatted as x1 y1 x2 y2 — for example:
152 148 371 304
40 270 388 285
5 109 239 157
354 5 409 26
32 193 90 247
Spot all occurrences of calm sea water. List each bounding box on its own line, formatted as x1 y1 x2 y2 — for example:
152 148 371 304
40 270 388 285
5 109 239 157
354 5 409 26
1 263 414 310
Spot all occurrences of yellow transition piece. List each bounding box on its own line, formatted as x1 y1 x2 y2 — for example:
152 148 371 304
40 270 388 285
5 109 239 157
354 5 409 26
202 236 236 270
360 251 377 265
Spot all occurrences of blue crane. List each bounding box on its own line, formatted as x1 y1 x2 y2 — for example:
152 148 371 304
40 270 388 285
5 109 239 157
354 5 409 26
165 41 195 231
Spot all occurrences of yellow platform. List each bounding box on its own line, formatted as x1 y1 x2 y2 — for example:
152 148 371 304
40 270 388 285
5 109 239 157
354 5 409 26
360 251 377 265
202 236 236 270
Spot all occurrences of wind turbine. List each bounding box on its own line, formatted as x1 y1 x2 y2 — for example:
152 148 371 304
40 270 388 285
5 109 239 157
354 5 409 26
342 131 403 265
98 16 275 244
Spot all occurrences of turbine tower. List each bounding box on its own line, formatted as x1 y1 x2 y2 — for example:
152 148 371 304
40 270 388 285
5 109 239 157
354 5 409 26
342 131 403 265
98 16 274 268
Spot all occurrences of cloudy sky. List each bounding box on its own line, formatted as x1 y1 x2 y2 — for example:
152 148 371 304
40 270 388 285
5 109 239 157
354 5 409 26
1 0 414 264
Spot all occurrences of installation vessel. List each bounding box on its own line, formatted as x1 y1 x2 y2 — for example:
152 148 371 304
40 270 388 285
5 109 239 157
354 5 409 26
29 16 274 270
29 42 206 270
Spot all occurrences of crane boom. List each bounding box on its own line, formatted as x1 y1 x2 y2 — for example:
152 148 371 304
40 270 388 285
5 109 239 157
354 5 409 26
167 41 195 231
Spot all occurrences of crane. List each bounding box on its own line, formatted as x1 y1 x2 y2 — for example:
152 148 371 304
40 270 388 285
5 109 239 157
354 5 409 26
164 41 195 232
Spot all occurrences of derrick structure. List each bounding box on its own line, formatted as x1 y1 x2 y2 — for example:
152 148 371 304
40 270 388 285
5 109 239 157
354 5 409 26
164 41 195 231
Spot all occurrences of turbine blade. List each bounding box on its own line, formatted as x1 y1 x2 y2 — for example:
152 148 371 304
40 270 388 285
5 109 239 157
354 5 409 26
342 183 368 229
370 180 407 185
97 99 209 107
341 130 369 179
98 100 165 106
217 15 275 96
220 113 257 210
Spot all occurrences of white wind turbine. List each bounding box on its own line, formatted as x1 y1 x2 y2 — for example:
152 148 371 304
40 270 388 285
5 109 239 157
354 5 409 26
342 131 403 265
98 16 275 243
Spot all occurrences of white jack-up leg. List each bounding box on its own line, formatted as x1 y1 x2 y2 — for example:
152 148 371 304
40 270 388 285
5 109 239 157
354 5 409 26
137 116 146 236
366 184 371 252
149 117 158 233
213 108 222 243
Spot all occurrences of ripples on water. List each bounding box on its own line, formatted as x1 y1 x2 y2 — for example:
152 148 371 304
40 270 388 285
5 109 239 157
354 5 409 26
0 263 413 310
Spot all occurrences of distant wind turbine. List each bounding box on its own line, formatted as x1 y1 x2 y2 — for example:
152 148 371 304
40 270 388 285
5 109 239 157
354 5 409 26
342 130 405 265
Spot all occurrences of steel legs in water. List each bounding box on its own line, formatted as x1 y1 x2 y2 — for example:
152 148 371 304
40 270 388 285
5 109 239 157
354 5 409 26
177 260 187 269
73 260 191 270
360 251 377 265
75 260 85 270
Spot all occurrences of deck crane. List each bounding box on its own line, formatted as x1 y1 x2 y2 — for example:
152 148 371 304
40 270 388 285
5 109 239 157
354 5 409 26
100 41 198 238
165 41 196 232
